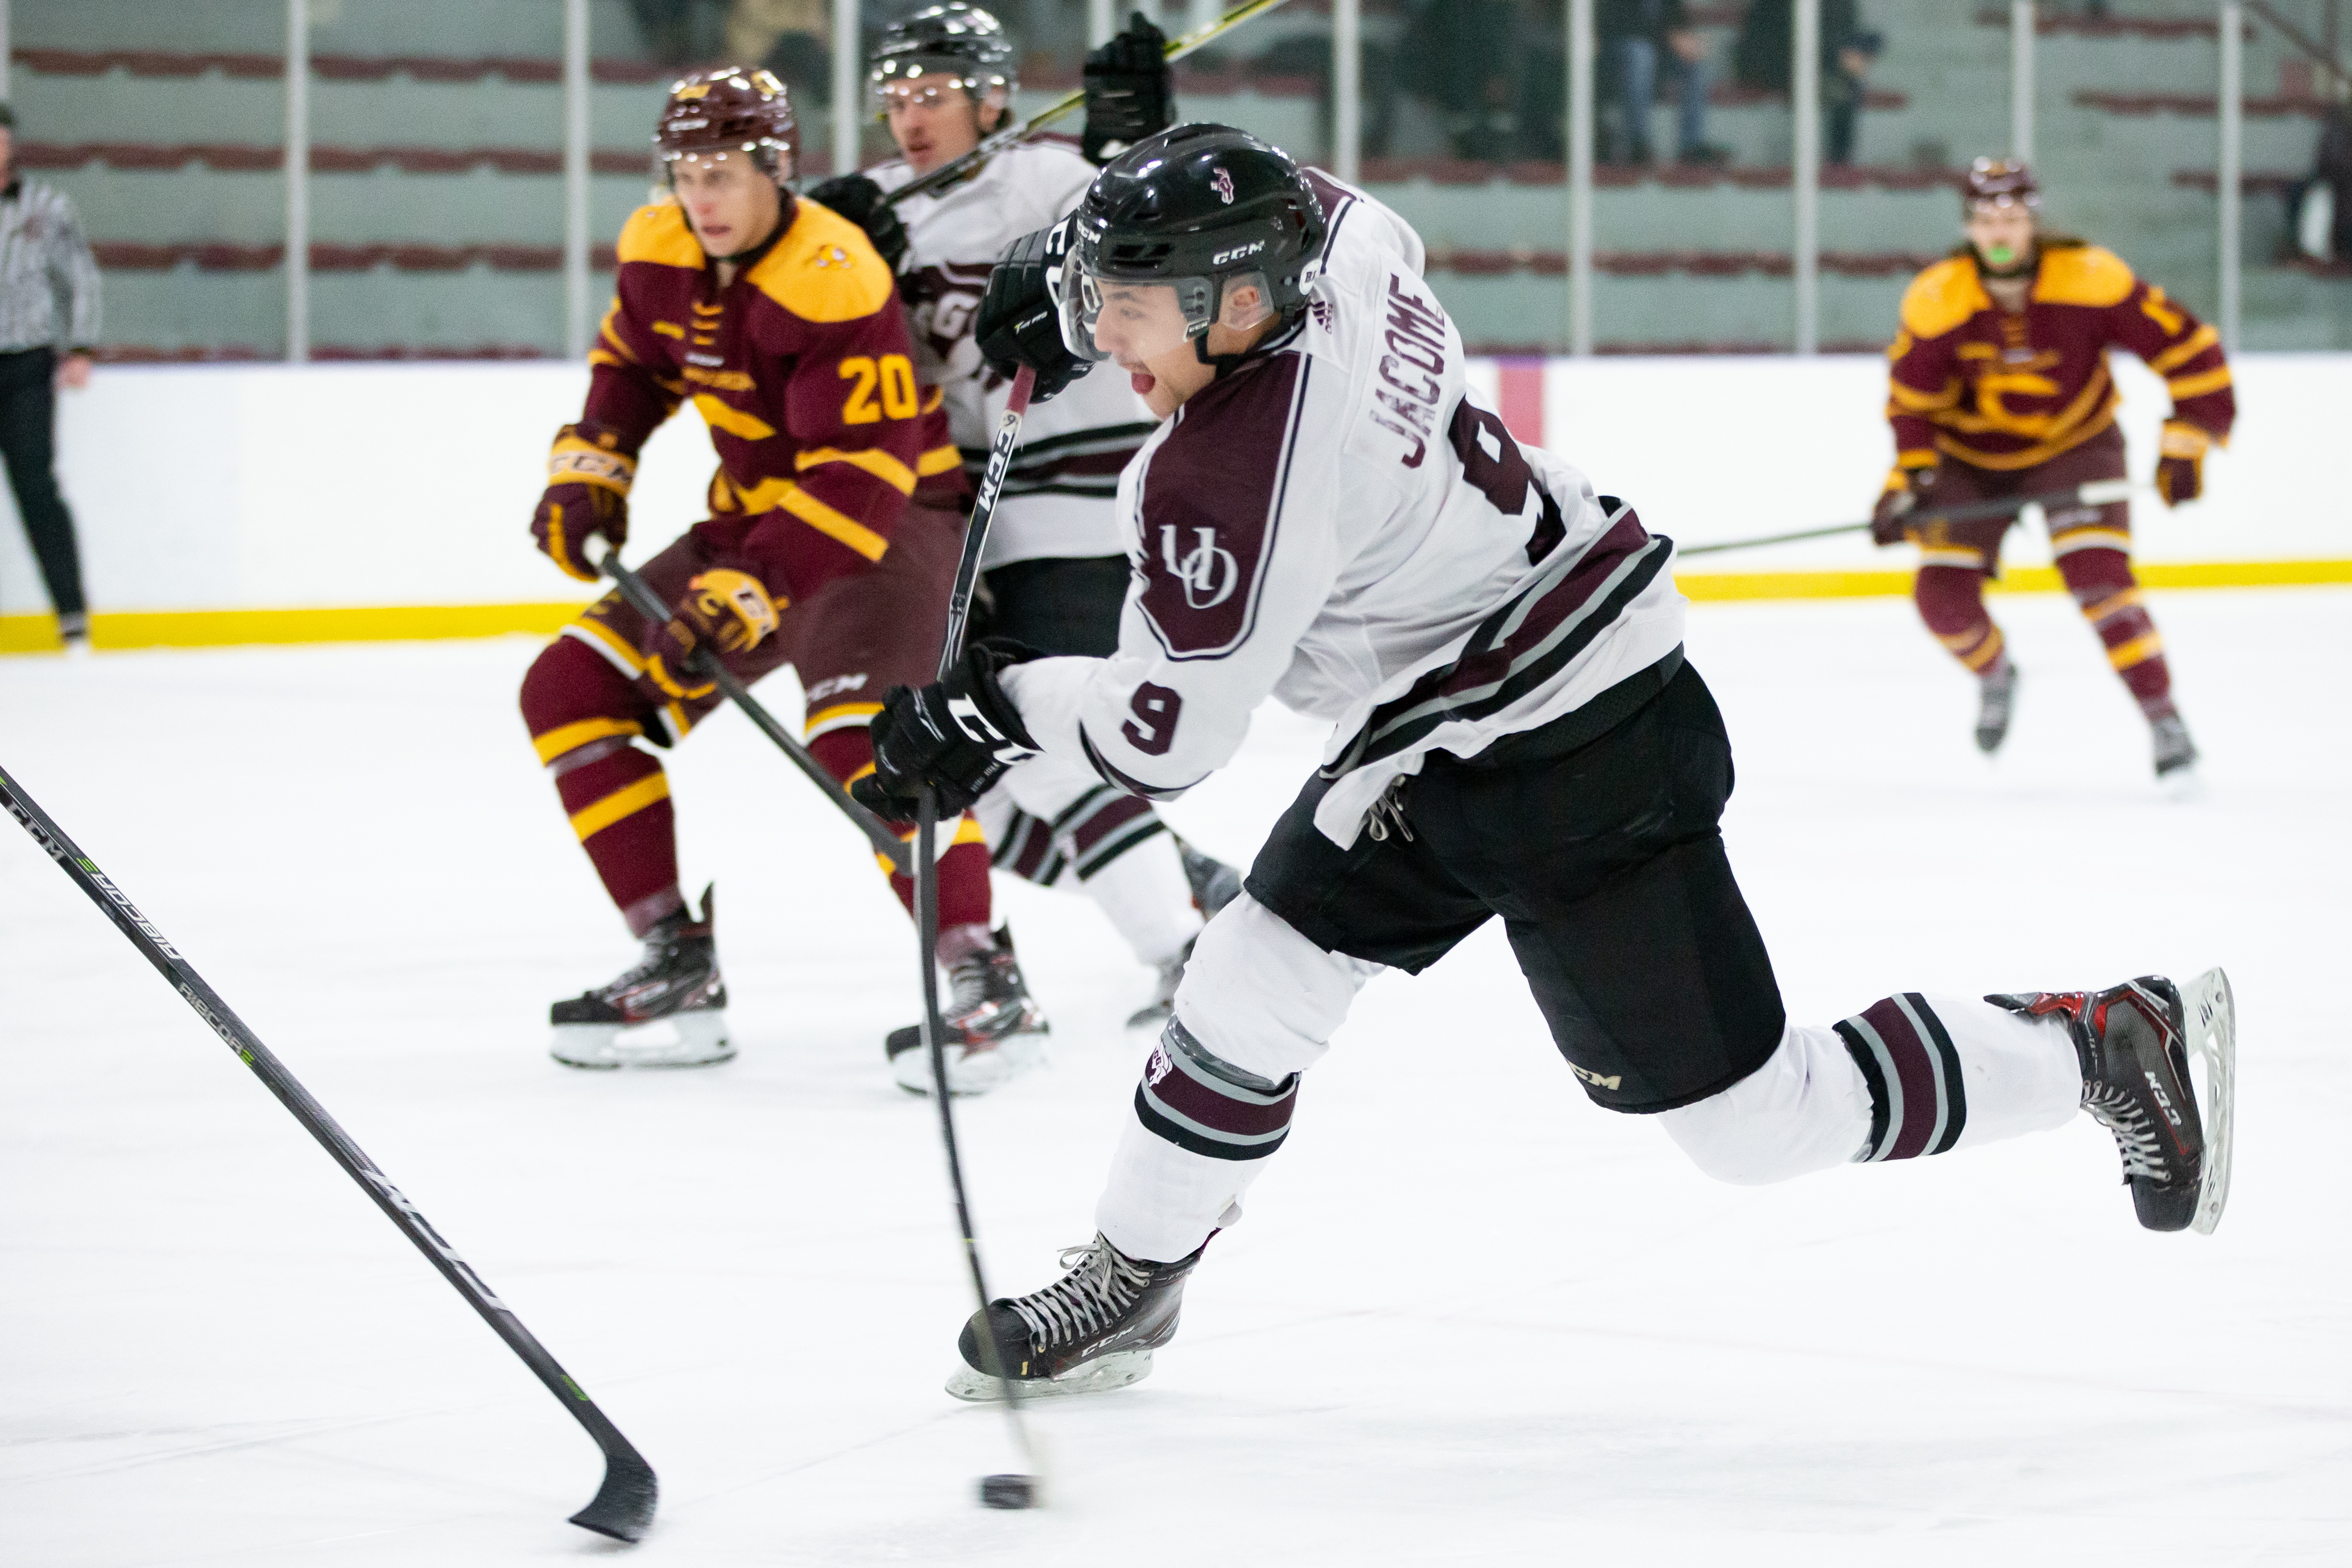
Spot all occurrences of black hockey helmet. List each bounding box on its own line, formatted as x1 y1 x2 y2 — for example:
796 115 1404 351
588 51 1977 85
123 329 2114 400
869 4 1017 117
1060 123 1329 365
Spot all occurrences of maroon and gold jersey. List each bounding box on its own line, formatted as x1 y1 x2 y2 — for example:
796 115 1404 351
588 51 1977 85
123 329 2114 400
1885 242 2235 473
582 198 964 597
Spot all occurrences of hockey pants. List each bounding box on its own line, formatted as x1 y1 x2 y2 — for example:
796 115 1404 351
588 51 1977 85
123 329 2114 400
1092 661 2085 1264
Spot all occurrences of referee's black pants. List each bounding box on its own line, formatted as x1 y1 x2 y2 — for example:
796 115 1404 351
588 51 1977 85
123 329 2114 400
0 347 84 619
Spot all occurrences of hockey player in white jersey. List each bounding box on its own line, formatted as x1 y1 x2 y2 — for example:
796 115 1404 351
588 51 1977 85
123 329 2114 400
808 7 1241 1094
855 126 2237 1400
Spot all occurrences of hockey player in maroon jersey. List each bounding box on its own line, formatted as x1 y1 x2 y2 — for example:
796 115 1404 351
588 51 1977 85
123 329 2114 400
519 68 1043 1077
1872 158 2234 783
853 127 2235 1400
801 7 1244 1087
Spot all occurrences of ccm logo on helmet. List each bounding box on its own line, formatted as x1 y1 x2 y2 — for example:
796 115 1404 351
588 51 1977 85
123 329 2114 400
1212 241 1266 266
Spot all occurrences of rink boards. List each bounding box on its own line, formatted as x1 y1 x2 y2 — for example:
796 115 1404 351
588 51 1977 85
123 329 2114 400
1 352 2345 652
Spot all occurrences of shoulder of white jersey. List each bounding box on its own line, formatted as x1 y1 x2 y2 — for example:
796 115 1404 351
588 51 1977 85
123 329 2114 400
866 156 916 196
1302 168 1427 279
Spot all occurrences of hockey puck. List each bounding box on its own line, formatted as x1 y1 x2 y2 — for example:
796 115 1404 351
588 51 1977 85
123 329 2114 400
979 1473 1037 1509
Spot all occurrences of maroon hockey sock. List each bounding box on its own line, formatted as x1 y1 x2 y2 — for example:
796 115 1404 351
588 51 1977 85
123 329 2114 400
1913 565 2007 676
809 725 995 930
2059 548 2173 718
551 744 681 933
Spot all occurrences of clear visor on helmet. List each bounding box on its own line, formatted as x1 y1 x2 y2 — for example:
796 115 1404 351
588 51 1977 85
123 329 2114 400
869 59 1008 118
1059 264 1274 365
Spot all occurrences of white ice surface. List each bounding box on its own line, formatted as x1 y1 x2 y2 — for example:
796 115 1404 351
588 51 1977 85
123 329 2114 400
2 590 2347 1565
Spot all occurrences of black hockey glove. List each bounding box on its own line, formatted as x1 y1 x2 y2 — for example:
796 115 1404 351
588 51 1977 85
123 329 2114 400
853 640 1046 824
1082 11 1173 164
804 173 909 272
977 221 1092 402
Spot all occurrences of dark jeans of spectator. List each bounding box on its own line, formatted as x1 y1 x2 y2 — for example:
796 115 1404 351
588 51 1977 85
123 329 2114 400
1825 68 1862 165
0 347 83 620
1604 36 1711 161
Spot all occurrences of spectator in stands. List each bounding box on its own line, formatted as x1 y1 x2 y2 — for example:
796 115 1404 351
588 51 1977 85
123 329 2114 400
726 0 832 105
2292 84 2351 266
1598 0 1728 166
1396 0 1527 162
0 105 100 649
1734 0 1883 166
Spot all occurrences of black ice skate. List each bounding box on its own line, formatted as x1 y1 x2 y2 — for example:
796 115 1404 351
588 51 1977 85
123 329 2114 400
2151 708 2200 788
1126 936 1196 1029
549 886 731 1069
1975 661 2018 754
1177 835 1244 920
1991 969 2235 1233
946 1233 1206 1401
884 925 1049 1095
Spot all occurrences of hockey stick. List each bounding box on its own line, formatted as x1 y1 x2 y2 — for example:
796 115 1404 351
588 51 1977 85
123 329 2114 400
0 764 658 1544
595 550 912 877
1675 478 2138 557
878 0 1299 210
916 364 1041 1509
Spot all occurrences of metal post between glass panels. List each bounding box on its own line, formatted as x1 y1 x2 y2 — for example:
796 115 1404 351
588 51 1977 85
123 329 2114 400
2218 1 2242 351
1792 0 1819 355
286 0 309 363
564 0 592 361
833 0 861 178
1568 0 1594 357
2011 1 2036 164
1332 0 1359 181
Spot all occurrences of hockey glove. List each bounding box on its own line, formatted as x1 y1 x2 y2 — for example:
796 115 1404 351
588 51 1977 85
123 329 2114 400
1082 11 1174 164
804 173 910 273
1870 457 1938 545
647 569 783 698
532 423 635 582
977 221 1092 403
853 640 1044 822
2155 420 2210 506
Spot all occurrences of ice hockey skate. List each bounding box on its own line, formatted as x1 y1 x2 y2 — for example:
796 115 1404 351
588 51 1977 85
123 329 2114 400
946 1233 1205 1401
886 925 1049 1095
1126 936 1194 1029
549 887 732 1069
2151 708 2200 793
1975 660 2018 754
1993 969 2234 1232
1123 841 1241 1028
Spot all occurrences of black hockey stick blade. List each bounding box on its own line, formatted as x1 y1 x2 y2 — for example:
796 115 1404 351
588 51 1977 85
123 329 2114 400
572 1445 661 1542
594 549 913 876
1676 478 2137 557
0 764 659 1544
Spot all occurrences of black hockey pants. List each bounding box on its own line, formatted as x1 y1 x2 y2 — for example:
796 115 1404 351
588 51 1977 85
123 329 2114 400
1245 653 1787 1114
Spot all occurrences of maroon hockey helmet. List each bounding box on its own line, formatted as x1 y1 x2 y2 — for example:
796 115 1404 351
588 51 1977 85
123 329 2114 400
655 67 799 182
1962 157 2039 214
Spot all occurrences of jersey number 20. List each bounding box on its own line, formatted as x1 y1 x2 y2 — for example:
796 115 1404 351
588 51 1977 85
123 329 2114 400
840 354 920 423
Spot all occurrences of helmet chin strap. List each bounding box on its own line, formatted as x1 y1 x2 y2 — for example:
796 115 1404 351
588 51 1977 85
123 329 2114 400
1189 307 1300 380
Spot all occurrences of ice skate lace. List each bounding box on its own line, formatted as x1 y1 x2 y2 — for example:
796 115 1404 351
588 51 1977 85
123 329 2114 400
2082 1083 2171 1181
1007 1240 1155 1351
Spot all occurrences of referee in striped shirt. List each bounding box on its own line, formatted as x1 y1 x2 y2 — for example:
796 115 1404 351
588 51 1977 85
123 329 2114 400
0 104 100 646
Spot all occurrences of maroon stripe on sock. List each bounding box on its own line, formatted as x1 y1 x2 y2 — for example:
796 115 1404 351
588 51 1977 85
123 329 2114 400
1859 996 1944 1161
1066 792 1156 858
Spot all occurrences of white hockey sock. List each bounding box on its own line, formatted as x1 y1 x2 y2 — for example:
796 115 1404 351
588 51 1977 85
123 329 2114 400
1080 831 1202 967
1660 994 2081 1186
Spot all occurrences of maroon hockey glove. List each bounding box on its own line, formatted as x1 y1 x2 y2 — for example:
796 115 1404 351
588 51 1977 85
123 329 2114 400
1870 459 1937 546
532 423 635 582
644 569 784 700
854 640 1044 823
1082 12 1173 164
2155 420 2210 507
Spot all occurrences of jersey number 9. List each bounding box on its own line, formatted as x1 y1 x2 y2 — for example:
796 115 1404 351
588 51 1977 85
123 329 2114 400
840 354 921 423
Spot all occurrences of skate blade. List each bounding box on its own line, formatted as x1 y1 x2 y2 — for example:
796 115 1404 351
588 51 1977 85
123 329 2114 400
2181 967 2235 1235
892 1031 1048 1097
945 1348 1154 1403
551 1011 734 1070
2159 766 2208 803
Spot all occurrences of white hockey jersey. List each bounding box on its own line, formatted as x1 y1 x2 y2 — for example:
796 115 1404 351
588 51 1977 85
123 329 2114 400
1003 173 1689 848
871 139 1156 567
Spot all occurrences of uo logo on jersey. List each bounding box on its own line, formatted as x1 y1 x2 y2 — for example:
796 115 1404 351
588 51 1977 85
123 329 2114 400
1161 526 1239 610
